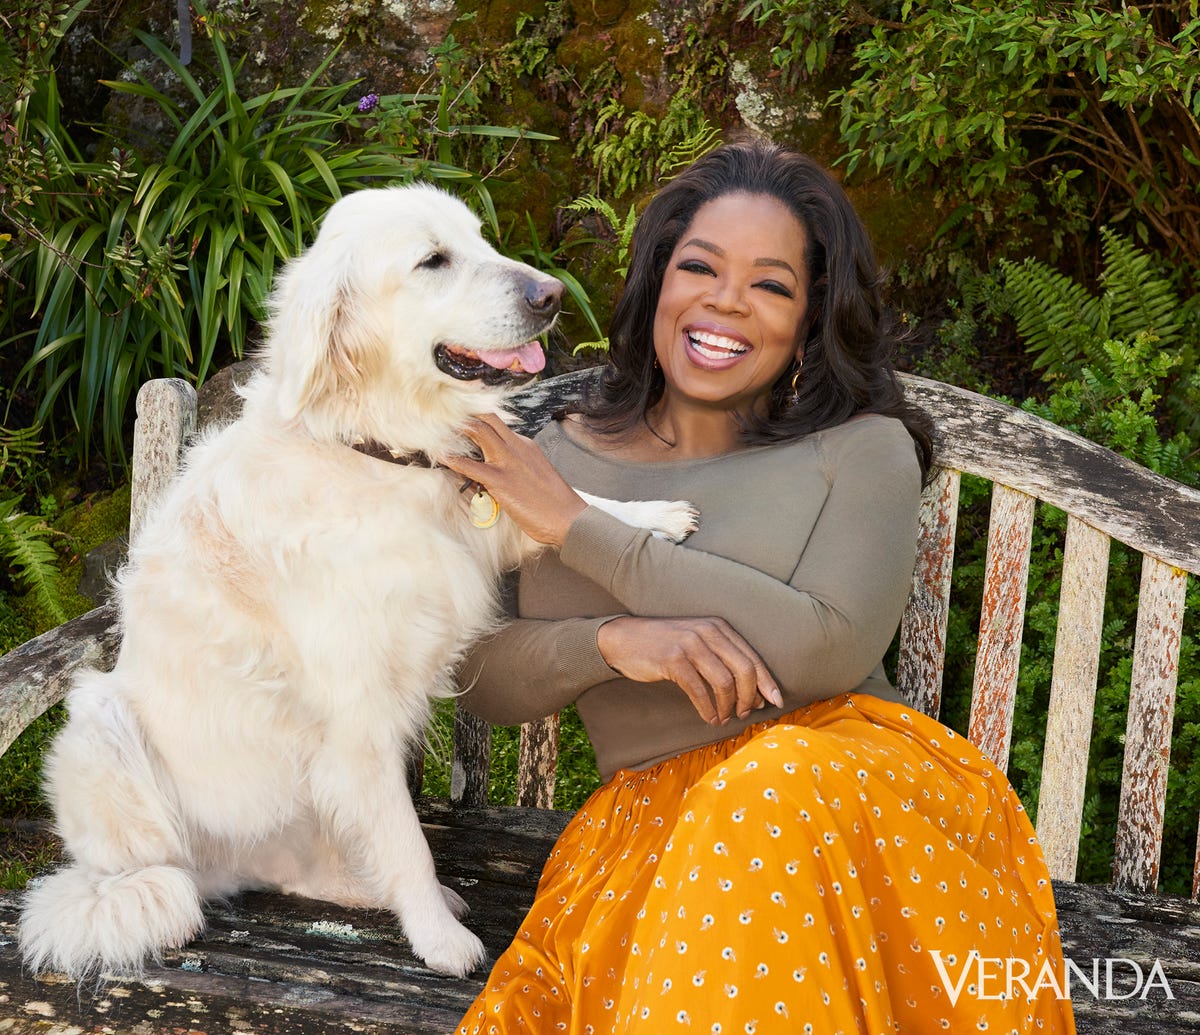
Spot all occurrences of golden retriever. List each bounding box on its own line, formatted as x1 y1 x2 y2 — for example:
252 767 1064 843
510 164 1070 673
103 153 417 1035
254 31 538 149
19 185 695 980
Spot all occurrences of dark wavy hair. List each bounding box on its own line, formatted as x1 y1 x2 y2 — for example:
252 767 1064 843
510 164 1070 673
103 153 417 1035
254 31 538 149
573 139 934 476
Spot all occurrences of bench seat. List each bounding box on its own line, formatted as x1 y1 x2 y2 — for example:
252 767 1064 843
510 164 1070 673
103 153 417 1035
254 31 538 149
0 802 1196 1033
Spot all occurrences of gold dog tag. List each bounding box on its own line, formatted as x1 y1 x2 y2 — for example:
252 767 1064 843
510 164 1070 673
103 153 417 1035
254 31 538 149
469 488 501 529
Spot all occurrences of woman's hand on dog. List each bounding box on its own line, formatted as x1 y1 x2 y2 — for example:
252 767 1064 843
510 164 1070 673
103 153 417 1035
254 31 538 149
446 416 784 725
597 615 783 726
445 413 586 546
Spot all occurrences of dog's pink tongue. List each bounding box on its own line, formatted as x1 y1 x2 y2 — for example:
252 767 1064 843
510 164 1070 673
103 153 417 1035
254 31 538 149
477 341 546 374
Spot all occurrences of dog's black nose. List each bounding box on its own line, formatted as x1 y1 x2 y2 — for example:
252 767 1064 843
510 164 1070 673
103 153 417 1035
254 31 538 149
525 277 564 318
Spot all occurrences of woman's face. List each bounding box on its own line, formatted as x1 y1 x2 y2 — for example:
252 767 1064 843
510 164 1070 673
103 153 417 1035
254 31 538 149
652 191 810 416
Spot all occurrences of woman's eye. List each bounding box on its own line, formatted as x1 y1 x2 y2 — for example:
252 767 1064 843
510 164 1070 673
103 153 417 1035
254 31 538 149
757 280 794 298
678 259 714 275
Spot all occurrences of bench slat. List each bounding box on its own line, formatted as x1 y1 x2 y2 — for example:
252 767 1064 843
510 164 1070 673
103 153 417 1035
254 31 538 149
968 484 1036 771
1114 556 1188 893
517 714 559 809
1037 517 1111 881
130 378 197 542
897 466 960 718
451 708 491 807
1195 818 1200 901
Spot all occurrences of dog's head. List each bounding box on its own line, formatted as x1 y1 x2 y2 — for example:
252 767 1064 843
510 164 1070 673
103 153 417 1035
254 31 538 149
258 184 563 449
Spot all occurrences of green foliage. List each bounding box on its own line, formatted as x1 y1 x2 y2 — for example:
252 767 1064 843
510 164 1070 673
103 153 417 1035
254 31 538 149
1003 227 1186 375
0 495 67 625
576 90 722 200
565 194 638 280
739 0 895 81
741 0 1200 272
2 18 415 466
1001 227 1200 447
1 7 557 470
559 193 641 353
489 1 574 91
0 705 63 820
0 0 89 134
0 423 42 494
412 33 559 236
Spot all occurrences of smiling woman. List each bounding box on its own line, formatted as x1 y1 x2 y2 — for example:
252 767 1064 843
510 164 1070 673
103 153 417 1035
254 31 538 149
450 140 1076 1034
648 191 810 446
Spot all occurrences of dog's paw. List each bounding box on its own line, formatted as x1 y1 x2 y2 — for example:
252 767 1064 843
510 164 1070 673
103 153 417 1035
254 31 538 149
646 500 700 543
575 491 700 543
410 918 486 978
441 883 470 920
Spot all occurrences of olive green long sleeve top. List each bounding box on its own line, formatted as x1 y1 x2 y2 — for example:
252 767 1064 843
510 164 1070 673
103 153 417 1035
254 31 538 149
458 414 923 781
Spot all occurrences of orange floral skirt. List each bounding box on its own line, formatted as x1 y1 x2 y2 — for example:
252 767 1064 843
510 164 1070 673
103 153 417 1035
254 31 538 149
457 693 1076 1034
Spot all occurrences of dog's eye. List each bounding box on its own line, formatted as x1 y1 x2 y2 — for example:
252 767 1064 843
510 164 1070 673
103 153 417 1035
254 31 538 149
418 251 449 271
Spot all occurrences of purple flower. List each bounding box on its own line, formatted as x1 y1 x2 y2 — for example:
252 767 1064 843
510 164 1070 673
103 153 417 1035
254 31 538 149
357 93 380 113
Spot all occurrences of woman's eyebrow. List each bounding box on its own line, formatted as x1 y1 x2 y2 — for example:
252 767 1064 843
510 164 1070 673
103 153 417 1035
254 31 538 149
681 238 797 278
754 257 798 277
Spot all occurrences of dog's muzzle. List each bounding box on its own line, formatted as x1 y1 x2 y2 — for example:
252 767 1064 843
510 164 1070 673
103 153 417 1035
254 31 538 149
434 273 563 384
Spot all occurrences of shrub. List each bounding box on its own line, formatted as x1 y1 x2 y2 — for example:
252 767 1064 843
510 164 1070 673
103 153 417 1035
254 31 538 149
741 0 1200 273
1 8 558 469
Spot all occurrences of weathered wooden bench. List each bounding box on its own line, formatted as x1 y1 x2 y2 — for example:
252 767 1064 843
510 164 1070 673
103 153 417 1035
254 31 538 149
0 367 1198 1033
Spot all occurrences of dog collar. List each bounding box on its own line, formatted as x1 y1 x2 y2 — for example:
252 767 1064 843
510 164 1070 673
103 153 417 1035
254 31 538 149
349 439 500 529
350 439 434 467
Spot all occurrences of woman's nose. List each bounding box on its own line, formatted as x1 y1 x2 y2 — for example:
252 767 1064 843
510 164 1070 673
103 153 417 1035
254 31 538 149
704 277 750 314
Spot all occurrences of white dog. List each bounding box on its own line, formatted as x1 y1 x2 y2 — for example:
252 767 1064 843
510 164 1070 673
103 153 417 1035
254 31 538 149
19 185 695 981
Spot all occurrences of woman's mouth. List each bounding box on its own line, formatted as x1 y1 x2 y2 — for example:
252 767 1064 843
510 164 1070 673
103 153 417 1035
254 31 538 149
684 328 752 369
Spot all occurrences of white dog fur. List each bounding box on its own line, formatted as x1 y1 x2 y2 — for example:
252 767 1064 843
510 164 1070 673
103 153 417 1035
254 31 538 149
19 184 695 981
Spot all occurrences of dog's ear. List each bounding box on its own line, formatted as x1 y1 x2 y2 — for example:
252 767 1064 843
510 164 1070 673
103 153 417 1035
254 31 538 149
265 248 387 423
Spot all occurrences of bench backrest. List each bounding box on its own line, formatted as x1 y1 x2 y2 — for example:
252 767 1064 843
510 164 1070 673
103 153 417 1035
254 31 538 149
74 370 1200 903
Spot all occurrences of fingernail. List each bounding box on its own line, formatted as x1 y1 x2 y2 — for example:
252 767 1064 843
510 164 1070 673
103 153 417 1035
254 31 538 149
765 685 783 708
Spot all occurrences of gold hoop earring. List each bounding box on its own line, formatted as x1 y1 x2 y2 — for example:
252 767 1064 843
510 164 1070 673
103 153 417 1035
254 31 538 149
789 358 804 403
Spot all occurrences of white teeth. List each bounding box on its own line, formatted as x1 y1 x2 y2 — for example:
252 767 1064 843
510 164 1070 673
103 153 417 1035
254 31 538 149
689 330 749 357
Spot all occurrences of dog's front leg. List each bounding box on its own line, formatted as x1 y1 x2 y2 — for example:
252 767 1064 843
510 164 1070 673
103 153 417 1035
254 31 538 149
576 490 699 543
309 738 485 977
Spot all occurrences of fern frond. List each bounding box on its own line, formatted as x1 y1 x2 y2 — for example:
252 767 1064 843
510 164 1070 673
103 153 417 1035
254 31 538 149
0 495 67 625
616 203 638 255
565 194 639 277
1098 226 1182 347
565 193 621 234
1000 257 1097 375
0 422 43 494
656 119 723 179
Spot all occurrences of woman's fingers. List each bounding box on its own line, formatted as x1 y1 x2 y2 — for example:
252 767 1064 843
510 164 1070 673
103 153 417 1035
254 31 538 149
671 625 749 724
665 629 739 726
704 619 783 718
443 416 586 545
597 616 782 726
